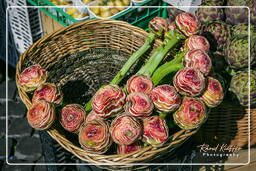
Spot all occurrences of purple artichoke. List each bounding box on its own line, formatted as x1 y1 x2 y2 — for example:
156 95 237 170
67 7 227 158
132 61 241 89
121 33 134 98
201 77 224 108
126 74 154 95
150 85 181 113
92 85 126 119
18 64 48 92
143 116 169 147
125 92 154 118
110 114 142 145
173 68 206 97
173 97 207 130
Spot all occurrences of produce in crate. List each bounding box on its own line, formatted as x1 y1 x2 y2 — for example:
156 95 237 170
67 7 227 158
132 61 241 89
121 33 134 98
229 70 256 107
79 120 112 154
50 0 72 5
201 77 224 107
60 104 86 133
27 100 56 130
173 67 206 97
202 21 231 51
65 7 89 19
110 114 142 145
125 92 154 118
195 1 225 24
18 64 48 92
225 0 256 25
143 116 169 147
173 97 207 130
225 35 255 69
117 142 142 154
89 0 131 18
150 85 181 113
91 85 126 119
32 83 63 104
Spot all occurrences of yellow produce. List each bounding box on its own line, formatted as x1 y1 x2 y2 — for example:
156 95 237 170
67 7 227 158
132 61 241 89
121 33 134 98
122 0 130 6
66 7 78 15
100 10 112 18
91 7 101 15
82 0 92 4
107 1 115 7
115 1 125 11
110 8 119 15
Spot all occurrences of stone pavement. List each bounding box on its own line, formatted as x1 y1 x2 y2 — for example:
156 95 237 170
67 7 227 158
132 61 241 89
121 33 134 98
0 80 47 171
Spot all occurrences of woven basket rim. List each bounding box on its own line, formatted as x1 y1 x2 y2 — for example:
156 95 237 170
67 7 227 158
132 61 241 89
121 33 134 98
16 19 197 166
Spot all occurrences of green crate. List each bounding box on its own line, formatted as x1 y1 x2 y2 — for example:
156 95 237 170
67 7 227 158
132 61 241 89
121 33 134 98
27 0 167 29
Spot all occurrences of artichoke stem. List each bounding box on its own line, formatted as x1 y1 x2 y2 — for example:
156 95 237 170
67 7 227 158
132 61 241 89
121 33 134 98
85 32 156 112
137 34 181 76
152 54 184 86
110 32 156 85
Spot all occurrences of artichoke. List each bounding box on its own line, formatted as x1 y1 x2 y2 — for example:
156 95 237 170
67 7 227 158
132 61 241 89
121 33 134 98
184 49 212 76
126 75 154 95
225 0 256 25
149 17 168 37
229 70 256 107
225 35 255 69
196 1 225 25
232 24 256 37
110 114 142 145
18 64 48 92
202 0 225 5
86 110 103 122
183 35 210 52
175 12 200 36
173 97 207 130
201 77 224 108
60 104 86 133
150 85 181 113
117 142 142 154
92 85 126 119
143 116 169 147
78 120 112 154
125 92 154 118
173 68 206 97
32 83 63 105
27 100 55 130
202 21 231 51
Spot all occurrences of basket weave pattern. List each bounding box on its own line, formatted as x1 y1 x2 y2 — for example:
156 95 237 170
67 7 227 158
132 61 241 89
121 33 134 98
16 19 197 169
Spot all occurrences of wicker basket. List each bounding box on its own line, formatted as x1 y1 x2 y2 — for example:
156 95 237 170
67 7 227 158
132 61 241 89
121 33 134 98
196 100 256 148
16 19 197 170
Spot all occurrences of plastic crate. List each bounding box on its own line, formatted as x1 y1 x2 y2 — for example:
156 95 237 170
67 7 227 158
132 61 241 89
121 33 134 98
27 0 168 29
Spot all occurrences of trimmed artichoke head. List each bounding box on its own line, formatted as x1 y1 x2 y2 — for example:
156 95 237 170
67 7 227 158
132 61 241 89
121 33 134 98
229 70 256 107
196 1 225 25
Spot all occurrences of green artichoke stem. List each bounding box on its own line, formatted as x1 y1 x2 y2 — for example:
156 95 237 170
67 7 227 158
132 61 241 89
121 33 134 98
151 53 184 86
110 32 156 85
137 30 184 76
85 32 156 112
